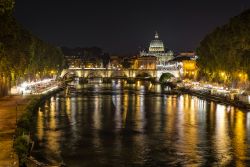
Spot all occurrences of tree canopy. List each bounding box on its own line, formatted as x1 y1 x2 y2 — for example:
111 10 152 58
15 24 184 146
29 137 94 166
0 0 64 96
159 73 175 83
0 0 15 15
196 9 250 85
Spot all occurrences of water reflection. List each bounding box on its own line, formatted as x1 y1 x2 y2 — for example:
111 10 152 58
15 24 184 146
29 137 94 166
33 83 250 166
214 104 231 166
234 109 247 167
37 108 44 141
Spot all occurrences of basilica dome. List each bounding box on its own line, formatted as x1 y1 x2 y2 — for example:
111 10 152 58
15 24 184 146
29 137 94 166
149 32 165 53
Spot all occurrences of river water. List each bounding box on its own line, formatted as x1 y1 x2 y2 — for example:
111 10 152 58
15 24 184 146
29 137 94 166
32 82 250 167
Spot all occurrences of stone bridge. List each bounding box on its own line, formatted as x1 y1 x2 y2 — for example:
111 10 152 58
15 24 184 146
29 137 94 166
60 68 180 80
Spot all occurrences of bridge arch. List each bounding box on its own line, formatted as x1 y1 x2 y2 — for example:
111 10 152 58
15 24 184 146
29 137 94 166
156 70 180 80
135 72 152 78
110 71 128 78
159 72 176 82
87 71 104 78
60 69 79 79
60 68 181 80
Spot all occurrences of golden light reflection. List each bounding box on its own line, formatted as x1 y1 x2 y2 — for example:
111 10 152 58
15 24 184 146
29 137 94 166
37 108 44 140
165 96 174 136
233 109 247 167
135 80 145 93
178 95 184 110
49 99 56 130
77 97 83 115
70 97 77 140
121 94 128 128
92 96 103 152
94 96 101 130
148 82 152 91
70 97 77 123
197 99 206 122
135 94 145 132
184 94 189 112
229 107 235 129
214 104 231 166
112 94 122 129
177 95 184 137
209 102 216 126
45 130 61 162
155 84 161 93
136 80 141 88
189 97 196 125
154 96 161 132
65 97 71 118
45 98 62 162
181 95 200 165
44 101 49 117
172 95 177 111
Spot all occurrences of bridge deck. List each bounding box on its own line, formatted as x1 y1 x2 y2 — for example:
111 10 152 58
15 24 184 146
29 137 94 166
61 68 180 78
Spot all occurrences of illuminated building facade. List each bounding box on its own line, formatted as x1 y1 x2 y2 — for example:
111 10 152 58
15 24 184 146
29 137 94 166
171 53 198 78
140 32 174 69
182 60 197 78
137 56 157 70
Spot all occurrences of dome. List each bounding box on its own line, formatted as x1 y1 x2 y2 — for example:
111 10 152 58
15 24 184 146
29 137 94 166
149 32 165 53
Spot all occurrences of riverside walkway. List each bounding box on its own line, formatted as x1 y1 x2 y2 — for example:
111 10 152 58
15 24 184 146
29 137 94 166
0 95 31 167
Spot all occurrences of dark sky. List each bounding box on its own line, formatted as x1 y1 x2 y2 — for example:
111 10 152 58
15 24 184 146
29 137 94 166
14 0 250 54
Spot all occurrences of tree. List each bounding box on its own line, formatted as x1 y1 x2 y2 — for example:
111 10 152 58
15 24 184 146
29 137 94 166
196 9 250 86
0 1 65 96
0 0 15 15
159 73 175 83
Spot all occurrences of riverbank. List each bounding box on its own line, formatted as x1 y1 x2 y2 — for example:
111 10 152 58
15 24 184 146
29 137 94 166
13 87 64 167
0 95 33 167
176 87 250 111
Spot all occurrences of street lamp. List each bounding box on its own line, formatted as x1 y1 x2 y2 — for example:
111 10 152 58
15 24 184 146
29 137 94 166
50 70 55 74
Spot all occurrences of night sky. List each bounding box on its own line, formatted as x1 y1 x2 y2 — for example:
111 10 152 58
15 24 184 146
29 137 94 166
14 0 250 54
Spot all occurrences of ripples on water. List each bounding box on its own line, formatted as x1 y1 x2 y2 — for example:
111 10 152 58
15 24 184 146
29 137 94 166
32 83 250 167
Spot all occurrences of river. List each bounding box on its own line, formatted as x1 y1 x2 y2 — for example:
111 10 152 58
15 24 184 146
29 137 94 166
32 81 250 167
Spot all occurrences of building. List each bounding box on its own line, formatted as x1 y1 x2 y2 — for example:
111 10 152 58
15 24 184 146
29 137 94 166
171 52 198 78
140 32 174 69
177 52 198 60
137 56 157 70
179 52 196 57
108 56 123 69
182 60 197 78
62 47 106 69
